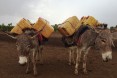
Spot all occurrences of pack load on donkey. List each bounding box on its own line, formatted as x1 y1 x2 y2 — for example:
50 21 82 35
10 18 54 39
58 16 100 37
58 15 101 49
58 16 80 36
33 17 54 38
77 16 99 28
10 18 32 34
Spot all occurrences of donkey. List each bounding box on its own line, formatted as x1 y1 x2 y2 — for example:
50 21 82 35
73 25 114 75
61 25 90 65
22 28 44 64
5 28 42 76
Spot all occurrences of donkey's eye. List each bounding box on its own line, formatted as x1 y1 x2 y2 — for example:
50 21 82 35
27 45 30 48
16 44 18 47
101 39 106 43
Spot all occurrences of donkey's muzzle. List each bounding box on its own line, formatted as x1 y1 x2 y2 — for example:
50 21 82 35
18 56 27 65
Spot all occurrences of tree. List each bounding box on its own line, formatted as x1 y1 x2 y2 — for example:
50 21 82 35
52 24 59 32
0 23 14 31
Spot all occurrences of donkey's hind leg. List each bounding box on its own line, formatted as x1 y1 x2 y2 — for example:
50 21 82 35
74 48 81 75
68 48 72 65
39 45 43 64
83 47 90 74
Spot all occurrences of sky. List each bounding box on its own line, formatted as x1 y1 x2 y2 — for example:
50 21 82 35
0 0 117 27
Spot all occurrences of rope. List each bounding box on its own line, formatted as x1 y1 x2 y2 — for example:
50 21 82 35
62 21 76 29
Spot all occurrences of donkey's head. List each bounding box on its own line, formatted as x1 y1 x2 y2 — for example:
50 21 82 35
17 28 39 65
16 33 31 65
95 29 113 62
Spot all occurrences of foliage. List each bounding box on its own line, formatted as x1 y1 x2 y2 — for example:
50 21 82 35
52 24 59 32
110 25 117 33
0 23 14 32
0 23 60 32
110 26 114 30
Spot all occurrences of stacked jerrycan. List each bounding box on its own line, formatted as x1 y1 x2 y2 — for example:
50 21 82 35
58 16 80 36
10 17 54 38
58 16 100 37
33 17 54 38
10 18 32 34
77 16 99 28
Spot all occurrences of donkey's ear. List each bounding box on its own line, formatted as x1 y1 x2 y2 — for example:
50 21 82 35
3 32 18 39
111 32 117 40
111 32 116 47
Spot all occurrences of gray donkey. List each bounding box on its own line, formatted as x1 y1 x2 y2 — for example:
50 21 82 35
73 25 114 75
5 28 43 76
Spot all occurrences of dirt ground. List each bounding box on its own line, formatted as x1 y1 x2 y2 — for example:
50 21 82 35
0 32 117 78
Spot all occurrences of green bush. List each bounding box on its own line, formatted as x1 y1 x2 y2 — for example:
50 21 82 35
0 23 14 32
52 24 58 32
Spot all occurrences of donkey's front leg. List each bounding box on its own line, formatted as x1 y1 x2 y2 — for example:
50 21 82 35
32 49 37 76
26 55 31 74
36 45 43 64
72 48 78 64
68 49 72 65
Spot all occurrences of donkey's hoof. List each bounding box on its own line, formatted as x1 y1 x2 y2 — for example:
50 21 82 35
40 63 44 65
39 61 44 65
74 70 78 75
73 61 76 65
83 70 88 75
68 63 71 65
26 70 30 74
34 72 38 76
